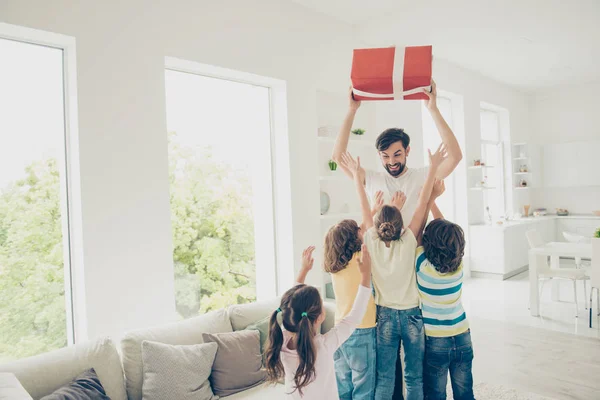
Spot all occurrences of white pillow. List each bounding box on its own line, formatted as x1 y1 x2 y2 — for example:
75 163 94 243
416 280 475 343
141 341 218 400
0 373 33 400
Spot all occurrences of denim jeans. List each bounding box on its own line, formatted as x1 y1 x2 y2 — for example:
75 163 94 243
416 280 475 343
375 306 425 400
423 330 475 400
334 327 377 400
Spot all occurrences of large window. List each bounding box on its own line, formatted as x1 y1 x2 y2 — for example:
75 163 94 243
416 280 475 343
0 36 73 361
480 109 505 220
165 66 278 319
422 96 456 220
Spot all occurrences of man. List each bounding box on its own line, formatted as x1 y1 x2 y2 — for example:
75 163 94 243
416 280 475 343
332 80 462 224
332 80 462 400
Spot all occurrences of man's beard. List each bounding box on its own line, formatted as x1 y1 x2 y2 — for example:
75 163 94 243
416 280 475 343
385 162 405 177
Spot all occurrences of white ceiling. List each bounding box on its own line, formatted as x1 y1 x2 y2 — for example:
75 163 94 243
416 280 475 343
290 0 600 92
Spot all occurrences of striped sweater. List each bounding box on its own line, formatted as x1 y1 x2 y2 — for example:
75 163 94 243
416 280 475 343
415 246 469 337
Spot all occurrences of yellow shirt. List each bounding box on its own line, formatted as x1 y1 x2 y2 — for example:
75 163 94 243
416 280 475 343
330 253 377 328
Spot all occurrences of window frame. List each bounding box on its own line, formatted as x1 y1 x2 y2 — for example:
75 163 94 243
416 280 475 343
0 23 84 345
164 57 293 302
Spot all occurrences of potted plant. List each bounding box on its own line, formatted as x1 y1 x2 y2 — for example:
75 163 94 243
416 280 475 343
328 160 338 171
351 128 365 137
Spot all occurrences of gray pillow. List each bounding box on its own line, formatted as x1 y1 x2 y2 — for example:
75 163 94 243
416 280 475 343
40 369 109 400
202 331 266 397
141 341 218 400
245 316 270 355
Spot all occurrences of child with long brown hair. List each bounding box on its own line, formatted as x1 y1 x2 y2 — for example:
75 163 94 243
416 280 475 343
339 145 446 400
324 218 377 400
264 245 372 399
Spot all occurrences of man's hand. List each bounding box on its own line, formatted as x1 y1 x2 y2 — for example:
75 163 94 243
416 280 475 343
301 246 315 272
391 191 407 211
423 79 437 112
349 86 361 112
371 191 384 215
432 179 445 199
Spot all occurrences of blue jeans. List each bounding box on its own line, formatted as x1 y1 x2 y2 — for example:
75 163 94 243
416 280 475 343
334 327 377 400
424 330 475 400
375 306 425 400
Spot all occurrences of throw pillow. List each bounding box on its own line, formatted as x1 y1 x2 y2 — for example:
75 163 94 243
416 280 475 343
245 315 271 355
141 341 218 400
202 330 266 397
40 369 109 400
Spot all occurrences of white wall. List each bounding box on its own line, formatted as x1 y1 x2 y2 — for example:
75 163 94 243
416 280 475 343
530 81 600 214
0 0 362 341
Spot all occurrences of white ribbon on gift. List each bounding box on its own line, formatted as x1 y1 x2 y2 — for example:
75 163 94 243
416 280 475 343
352 47 431 99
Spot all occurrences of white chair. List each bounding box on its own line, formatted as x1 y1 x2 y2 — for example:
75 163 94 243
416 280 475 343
563 231 592 274
590 239 600 328
526 229 588 317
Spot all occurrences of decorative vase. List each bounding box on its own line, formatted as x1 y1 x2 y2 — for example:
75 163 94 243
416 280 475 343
320 191 330 215
524 204 530 217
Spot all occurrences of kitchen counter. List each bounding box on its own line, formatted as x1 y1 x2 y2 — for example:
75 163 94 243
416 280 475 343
468 214 599 280
470 214 600 230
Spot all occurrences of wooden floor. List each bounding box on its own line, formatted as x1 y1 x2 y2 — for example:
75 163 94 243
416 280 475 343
470 317 600 400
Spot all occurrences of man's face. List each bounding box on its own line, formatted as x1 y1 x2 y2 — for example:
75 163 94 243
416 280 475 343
379 141 410 177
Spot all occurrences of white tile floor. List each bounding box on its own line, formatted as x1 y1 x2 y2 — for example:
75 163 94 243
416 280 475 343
463 270 600 339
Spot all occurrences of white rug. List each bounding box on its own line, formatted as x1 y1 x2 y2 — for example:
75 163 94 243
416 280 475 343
470 382 557 400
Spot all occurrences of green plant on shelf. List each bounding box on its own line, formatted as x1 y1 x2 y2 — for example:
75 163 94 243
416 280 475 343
328 160 338 171
595 227 600 238
351 128 365 136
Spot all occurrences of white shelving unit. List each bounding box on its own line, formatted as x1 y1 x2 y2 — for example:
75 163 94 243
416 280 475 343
512 143 532 190
316 90 378 300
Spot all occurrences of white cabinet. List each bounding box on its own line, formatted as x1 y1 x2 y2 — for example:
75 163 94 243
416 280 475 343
469 217 557 279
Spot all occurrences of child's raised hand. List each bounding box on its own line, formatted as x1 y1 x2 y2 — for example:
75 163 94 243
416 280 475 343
301 246 315 271
340 152 361 179
357 244 371 276
428 143 448 170
432 179 446 199
391 191 406 211
371 190 384 214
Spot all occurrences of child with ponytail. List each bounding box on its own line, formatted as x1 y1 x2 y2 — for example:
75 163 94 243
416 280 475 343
264 245 372 399
339 144 447 400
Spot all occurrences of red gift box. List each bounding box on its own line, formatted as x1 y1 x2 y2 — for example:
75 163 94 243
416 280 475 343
351 45 432 101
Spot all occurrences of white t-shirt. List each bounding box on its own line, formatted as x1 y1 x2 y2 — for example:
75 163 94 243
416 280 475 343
363 227 420 310
365 166 429 225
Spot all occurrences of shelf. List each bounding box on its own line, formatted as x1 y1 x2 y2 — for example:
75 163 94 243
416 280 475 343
514 186 530 190
319 175 346 181
318 136 373 146
514 172 531 175
512 143 527 146
468 165 495 170
470 187 497 191
320 212 362 221
513 157 529 160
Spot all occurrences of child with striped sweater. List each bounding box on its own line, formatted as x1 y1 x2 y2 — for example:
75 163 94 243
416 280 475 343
415 181 474 400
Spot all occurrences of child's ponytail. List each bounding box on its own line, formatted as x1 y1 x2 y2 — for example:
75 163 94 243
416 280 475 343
264 309 284 384
293 312 317 395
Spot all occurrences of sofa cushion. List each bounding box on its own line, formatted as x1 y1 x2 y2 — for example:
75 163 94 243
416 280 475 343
245 316 270 355
0 373 33 400
227 298 280 332
141 341 217 400
202 330 265 397
40 369 109 400
121 308 232 400
0 338 126 400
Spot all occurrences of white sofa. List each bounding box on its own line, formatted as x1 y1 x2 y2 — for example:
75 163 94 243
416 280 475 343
0 298 336 400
